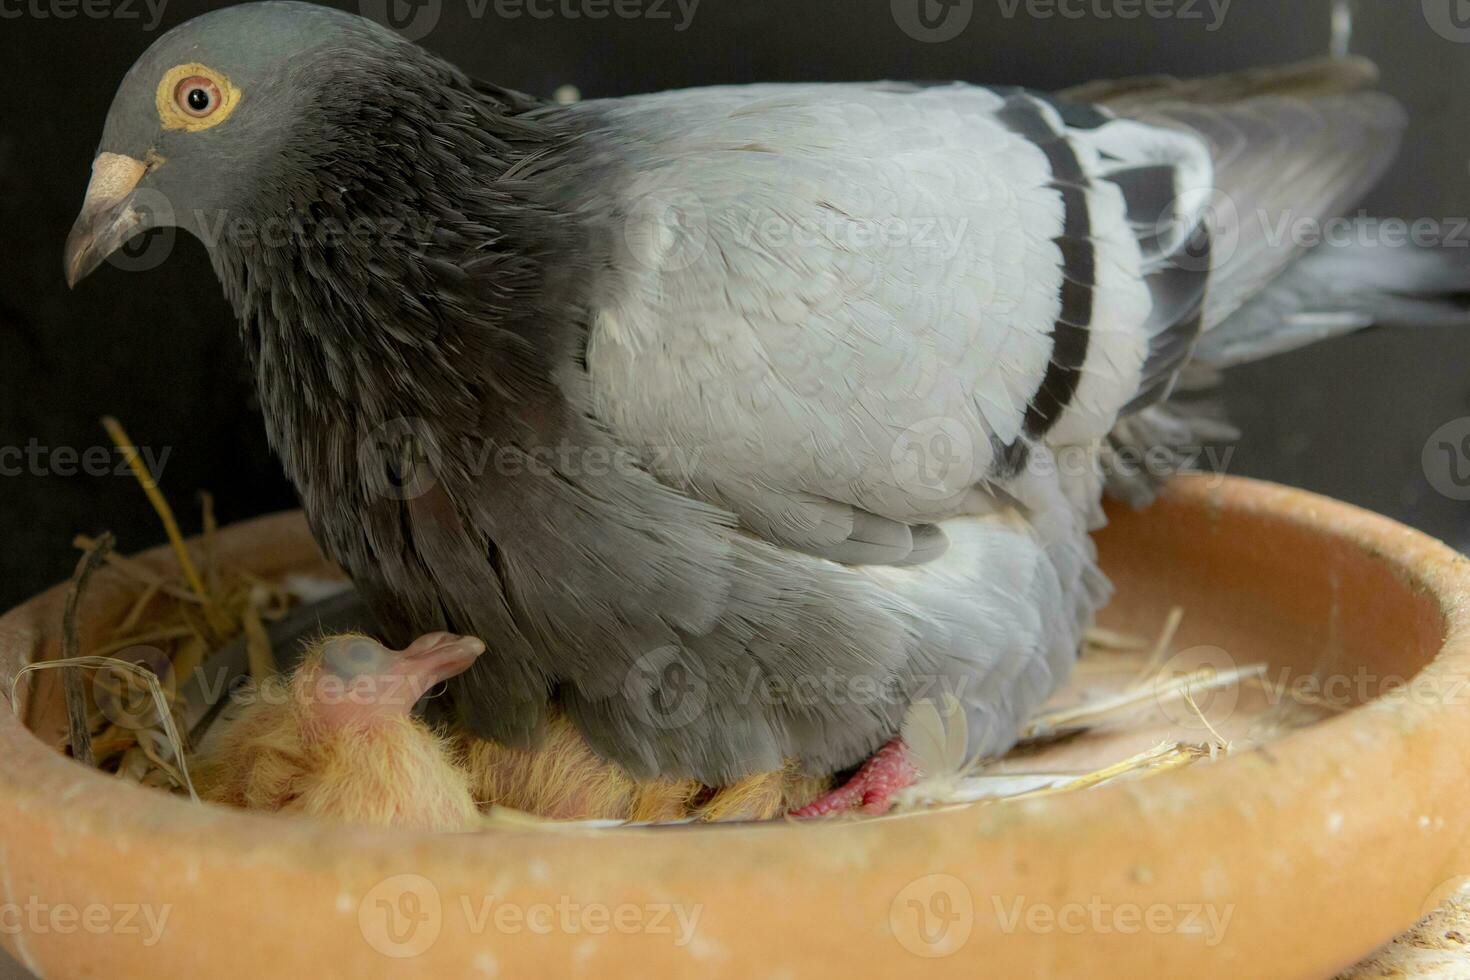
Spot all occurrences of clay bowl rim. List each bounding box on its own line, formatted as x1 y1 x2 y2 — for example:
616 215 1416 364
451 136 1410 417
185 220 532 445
3 473 1470 975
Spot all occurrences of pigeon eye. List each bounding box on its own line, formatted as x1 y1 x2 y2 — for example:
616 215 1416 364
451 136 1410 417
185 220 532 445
156 63 240 132
175 77 221 118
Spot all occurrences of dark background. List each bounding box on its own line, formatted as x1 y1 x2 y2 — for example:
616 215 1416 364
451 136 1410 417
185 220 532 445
2 0 1469 612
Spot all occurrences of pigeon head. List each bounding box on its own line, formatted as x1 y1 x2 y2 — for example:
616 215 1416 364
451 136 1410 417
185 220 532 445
65 0 596 525
64 1 451 286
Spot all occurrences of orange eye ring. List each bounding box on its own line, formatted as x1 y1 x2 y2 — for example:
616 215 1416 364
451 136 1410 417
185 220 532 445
174 76 222 118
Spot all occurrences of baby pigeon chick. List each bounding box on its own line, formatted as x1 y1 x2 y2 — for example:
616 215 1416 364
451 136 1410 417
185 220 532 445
191 632 486 830
192 633 823 828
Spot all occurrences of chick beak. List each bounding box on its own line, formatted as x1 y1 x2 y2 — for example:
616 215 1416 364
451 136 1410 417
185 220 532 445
64 152 154 288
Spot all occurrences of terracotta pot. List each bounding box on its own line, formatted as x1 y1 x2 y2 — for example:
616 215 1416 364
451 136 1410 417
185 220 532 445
1 475 1468 979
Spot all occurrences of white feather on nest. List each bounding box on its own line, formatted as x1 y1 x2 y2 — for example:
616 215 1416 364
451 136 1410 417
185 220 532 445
885 610 1285 815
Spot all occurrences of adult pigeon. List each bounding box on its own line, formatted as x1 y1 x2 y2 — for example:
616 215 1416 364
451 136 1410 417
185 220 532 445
65 2 1465 814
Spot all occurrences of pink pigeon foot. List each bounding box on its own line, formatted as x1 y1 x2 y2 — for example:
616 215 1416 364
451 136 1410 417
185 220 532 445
791 738 918 817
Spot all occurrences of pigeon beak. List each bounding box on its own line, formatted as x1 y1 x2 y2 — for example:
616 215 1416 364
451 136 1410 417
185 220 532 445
64 152 156 288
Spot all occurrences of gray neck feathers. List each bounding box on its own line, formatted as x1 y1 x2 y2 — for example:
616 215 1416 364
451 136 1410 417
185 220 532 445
205 51 607 509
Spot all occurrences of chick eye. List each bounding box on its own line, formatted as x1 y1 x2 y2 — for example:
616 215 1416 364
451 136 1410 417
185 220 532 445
174 76 221 118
